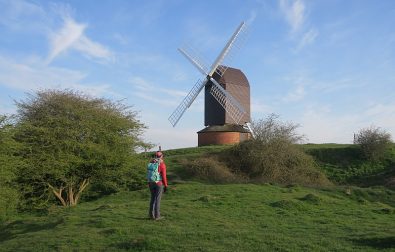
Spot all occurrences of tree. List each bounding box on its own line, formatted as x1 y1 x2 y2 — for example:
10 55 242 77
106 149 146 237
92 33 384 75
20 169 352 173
251 114 305 144
354 126 393 161
14 89 148 208
0 115 21 221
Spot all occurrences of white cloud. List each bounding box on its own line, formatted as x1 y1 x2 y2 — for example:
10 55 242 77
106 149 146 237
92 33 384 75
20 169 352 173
0 1 112 63
0 0 47 32
74 35 113 61
47 15 112 63
0 55 113 97
296 28 318 51
143 126 198 150
251 98 272 115
0 56 83 90
113 33 129 45
279 0 305 33
282 84 305 102
365 103 395 117
299 106 359 143
247 10 257 25
129 75 205 113
299 102 395 144
47 17 86 63
312 77 361 94
134 92 179 107
363 103 395 133
130 76 187 98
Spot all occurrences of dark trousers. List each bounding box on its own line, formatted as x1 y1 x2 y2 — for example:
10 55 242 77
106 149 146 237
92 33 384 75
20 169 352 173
149 182 163 219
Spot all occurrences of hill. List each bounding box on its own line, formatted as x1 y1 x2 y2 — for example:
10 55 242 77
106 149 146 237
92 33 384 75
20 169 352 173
303 143 395 188
1 183 394 251
1 144 394 251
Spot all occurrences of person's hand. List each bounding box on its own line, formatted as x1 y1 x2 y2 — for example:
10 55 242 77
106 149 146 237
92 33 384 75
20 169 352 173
163 186 167 193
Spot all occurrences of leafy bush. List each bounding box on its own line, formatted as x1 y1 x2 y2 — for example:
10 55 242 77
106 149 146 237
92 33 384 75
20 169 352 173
252 114 305 144
223 114 330 186
354 126 393 161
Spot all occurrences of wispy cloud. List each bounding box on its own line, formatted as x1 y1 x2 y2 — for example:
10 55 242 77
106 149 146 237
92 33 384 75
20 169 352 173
365 103 395 118
129 76 189 107
298 99 395 144
47 15 112 63
279 0 305 33
282 84 305 102
278 0 319 51
299 105 358 143
0 55 84 90
0 55 113 97
1 1 113 64
130 76 186 98
312 77 362 94
143 126 198 150
251 98 272 115
247 10 257 25
295 28 318 51
74 35 113 61
47 17 85 63
0 0 47 32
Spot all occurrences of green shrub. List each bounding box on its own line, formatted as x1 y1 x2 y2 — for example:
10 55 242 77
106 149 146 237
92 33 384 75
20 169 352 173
354 126 393 161
182 156 242 183
225 140 330 186
222 114 330 187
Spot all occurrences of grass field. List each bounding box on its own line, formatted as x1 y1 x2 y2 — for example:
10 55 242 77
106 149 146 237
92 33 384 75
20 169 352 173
1 183 394 251
1 144 394 251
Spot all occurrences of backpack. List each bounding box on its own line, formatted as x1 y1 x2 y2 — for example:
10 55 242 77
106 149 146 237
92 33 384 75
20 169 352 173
147 158 162 182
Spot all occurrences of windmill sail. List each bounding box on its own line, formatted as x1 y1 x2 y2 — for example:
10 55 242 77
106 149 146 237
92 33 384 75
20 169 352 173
209 22 248 78
169 21 248 127
168 78 207 127
178 46 209 76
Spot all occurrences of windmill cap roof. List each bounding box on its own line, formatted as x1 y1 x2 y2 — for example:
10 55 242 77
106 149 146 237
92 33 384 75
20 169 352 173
215 66 249 87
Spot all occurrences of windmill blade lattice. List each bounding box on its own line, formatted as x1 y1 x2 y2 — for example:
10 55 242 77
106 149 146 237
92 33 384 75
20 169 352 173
209 78 246 124
168 78 207 127
169 21 249 127
178 44 210 75
210 22 249 78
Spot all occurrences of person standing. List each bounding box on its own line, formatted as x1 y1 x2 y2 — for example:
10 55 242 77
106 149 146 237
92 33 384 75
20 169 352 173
147 151 168 220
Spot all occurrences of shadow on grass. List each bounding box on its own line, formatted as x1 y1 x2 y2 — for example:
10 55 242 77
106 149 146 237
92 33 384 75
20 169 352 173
0 218 64 242
352 236 395 249
112 237 152 251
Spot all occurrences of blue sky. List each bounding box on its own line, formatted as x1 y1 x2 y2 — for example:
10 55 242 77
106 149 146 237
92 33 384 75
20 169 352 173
0 0 394 150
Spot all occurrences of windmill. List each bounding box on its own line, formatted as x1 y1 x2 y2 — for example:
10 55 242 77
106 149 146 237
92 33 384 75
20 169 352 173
168 21 253 146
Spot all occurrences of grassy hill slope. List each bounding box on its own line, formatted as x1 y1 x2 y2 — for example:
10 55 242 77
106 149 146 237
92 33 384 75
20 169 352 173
1 144 394 251
304 144 395 188
1 183 394 251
